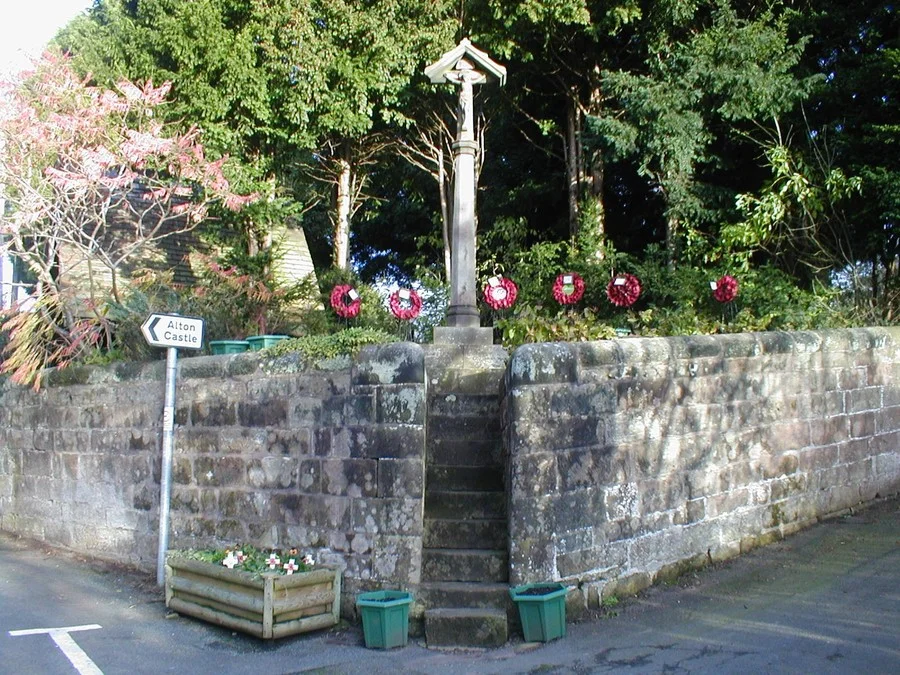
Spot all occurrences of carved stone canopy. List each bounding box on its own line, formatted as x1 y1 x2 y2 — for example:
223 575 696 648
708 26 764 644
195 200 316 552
424 38 507 86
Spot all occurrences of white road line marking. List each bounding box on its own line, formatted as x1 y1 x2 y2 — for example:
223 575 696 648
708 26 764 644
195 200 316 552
9 624 104 675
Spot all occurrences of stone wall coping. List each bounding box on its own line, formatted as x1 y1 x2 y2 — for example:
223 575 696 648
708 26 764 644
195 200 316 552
505 328 900 389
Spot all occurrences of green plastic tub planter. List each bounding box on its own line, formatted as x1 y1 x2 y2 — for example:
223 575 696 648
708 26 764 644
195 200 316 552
356 590 413 649
509 582 568 643
246 334 289 351
209 340 250 355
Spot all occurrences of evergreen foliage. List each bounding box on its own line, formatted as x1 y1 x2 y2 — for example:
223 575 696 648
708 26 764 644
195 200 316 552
0 0 893 379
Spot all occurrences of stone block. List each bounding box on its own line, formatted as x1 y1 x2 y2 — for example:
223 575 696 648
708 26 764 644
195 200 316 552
266 428 311 456
639 476 688 515
372 534 422 584
429 393 499 417
848 386 883 413
602 571 653 600
510 453 558 496
425 608 508 648
377 458 424 498
170 487 202 514
766 421 811 451
246 456 299 489
876 405 900 434
429 413 499 439
351 497 423 536
220 489 273 520
352 342 425 385
237 399 289 427
706 488 751 518
604 482 639 520
870 430 900 455
291 396 325 425
809 416 849 446
272 493 352 531
507 342 578 387
172 457 192 485
194 456 245 487
321 459 377 498
298 459 321 491
510 416 602 453
343 425 425 460
376 385 425 425
508 537 556 585
21 450 52 477
190 399 237 427
313 428 335 457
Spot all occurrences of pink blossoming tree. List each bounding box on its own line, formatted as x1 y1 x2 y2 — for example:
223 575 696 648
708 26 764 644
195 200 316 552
0 52 256 388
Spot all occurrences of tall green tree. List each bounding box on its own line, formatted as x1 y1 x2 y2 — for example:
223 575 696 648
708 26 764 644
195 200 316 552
57 0 458 271
591 1 816 267
791 1 899 318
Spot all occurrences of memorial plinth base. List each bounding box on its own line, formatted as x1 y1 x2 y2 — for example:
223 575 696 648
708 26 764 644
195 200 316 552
433 326 494 346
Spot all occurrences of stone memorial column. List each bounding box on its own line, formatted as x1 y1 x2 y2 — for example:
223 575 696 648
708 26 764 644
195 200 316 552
425 40 506 344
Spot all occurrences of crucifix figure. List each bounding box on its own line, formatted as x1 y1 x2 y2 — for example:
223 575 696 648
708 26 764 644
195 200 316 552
425 40 506 335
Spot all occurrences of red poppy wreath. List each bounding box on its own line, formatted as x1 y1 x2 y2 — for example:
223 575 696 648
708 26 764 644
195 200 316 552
552 272 585 305
606 273 642 308
483 275 518 310
330 284 361 319
711 275 739 303
389 289 422 320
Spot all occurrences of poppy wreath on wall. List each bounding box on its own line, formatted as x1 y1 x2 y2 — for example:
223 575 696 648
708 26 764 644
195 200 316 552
483 275 518 310
552 272 585 305
711 275 739 303
606 273 642 308
330 284 361 319
389 288 422 320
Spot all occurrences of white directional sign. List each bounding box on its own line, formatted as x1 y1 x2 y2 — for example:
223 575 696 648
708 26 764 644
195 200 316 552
141 313 205 350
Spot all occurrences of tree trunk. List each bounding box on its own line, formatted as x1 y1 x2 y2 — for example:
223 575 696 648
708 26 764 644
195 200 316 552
333 153 352 270
566 101 580 239
586 150 606 260
666 213 678 270
438 144 452 283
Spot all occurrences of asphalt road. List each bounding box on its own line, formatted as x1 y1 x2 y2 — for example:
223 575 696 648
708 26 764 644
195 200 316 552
1 496 898 674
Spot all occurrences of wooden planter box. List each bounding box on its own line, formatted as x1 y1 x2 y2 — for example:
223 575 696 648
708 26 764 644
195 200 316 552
165 555 341 639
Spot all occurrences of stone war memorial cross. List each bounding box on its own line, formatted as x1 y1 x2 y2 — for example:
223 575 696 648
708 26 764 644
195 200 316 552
425 39 506 345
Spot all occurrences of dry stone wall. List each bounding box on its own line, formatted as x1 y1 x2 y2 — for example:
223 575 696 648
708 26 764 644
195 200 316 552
503 328 900 607
0 342 427 611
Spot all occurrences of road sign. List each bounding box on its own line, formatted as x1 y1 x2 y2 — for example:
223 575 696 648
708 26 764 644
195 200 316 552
141 313 205 350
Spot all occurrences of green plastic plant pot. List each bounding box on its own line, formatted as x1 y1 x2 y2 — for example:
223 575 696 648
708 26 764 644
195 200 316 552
356 590 413 649
209 340 250 355
509 582 567 642
246 335 289 351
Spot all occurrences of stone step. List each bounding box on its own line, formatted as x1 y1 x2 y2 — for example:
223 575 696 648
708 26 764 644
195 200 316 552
425 490 506 520
422 548 508 583
428 438 502 466
429 393 500 417
417 581 511 612
426 465 504 492
425 608 508 648
426 368 506 397
424 518 507 550
428 413 501 440
423 343 509 369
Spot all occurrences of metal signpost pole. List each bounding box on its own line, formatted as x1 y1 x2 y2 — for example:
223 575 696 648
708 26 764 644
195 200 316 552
156 346 178 586
141 312 204 586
